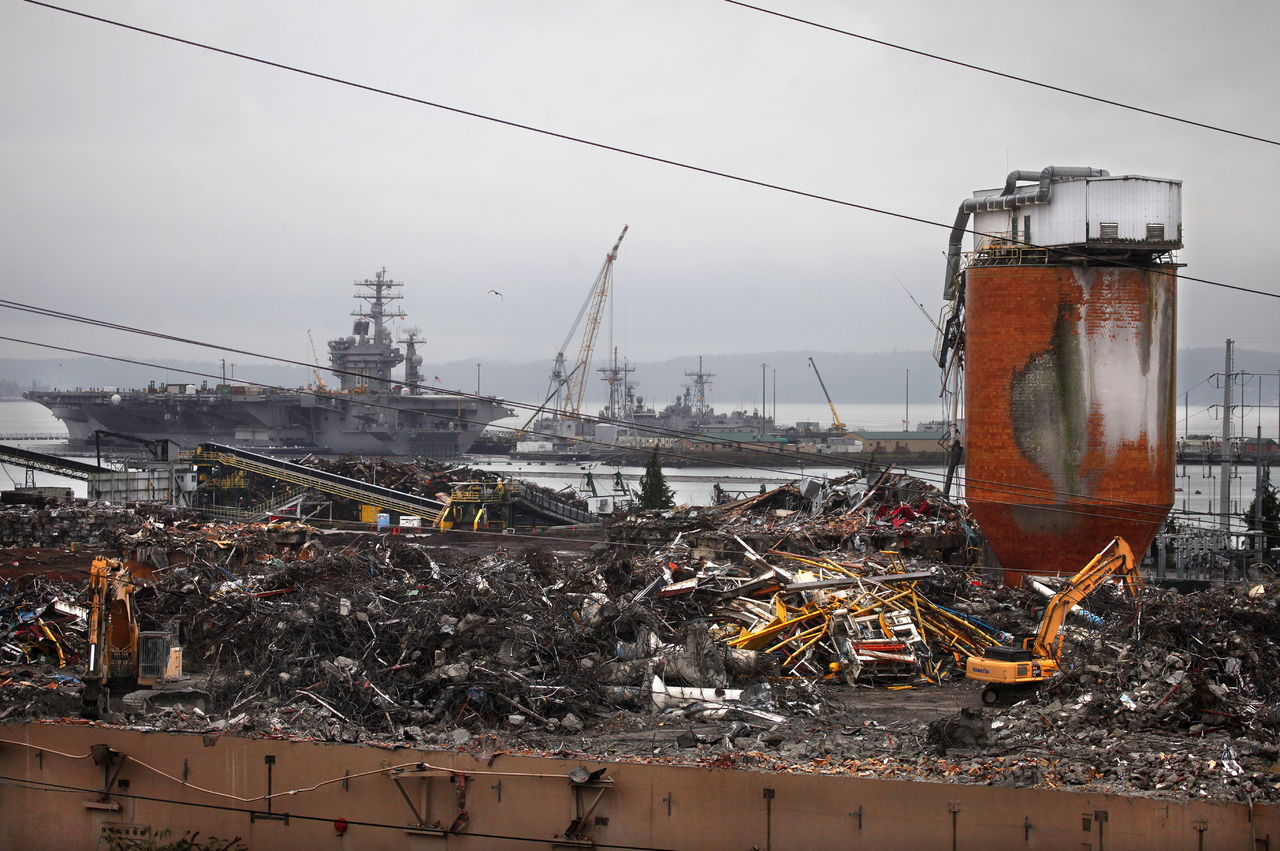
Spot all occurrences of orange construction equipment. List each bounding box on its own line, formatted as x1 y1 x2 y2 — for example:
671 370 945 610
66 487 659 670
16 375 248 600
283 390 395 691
82 557 182 719
965 536 1142 704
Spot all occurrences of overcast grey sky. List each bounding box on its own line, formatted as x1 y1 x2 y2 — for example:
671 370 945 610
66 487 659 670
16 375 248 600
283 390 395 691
2 1 1278 380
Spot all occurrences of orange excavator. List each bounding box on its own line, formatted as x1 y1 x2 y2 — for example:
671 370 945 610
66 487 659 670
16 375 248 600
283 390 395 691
81 557 184 719
965 537 1143 704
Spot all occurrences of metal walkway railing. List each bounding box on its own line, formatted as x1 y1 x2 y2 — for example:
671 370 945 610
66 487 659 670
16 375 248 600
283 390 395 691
197 487 308 522
511 485 597 525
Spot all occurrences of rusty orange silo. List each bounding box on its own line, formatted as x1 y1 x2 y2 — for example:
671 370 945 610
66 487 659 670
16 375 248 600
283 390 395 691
939 169 1180 584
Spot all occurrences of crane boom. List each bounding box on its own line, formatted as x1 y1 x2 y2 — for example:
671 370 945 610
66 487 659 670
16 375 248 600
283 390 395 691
561 226 627 417
807 357 845 431
307 330 329 392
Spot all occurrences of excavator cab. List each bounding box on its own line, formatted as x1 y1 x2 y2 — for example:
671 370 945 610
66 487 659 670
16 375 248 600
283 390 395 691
966 537 1142 704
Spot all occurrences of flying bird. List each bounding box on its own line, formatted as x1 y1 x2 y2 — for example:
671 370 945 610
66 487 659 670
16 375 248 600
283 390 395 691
487 289 503 299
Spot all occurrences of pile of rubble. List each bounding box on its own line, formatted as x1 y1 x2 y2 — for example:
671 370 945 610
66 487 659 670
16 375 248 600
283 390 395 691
106 516 318 568
4 469 1280 803
610 469 978 564
0 504 151 548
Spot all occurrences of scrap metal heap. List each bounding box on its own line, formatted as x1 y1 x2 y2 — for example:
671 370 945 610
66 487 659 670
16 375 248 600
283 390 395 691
610 468 978 562
3 473 1280 803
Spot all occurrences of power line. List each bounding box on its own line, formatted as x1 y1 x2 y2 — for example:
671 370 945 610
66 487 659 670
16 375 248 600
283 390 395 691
20 0 1280 303
721 0 1280 148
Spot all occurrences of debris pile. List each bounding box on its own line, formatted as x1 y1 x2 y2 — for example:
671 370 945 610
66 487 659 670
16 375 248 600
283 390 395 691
0 504 149 548
107 516 319 568
4 469 1280 803
634 537 1004 684
0 510 997 738
610 469 978 563
1065 583 1280 733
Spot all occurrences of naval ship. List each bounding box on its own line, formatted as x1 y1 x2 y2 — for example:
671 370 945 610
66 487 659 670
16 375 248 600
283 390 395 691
24 270 513 456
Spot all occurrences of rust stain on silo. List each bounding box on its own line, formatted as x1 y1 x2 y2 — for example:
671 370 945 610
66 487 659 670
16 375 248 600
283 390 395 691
965 264 1176 584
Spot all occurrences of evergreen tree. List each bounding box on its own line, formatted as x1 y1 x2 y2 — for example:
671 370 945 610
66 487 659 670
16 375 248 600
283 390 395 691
1243 478 1280 551
637 450 675 509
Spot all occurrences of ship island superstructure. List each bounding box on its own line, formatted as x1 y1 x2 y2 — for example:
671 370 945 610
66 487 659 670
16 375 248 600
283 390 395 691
25 270 513 456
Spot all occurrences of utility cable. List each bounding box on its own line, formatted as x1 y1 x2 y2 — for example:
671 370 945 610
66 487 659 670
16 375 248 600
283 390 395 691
0 739 582 802
721 0 1280 148
0 774 680 850
19 0 1280 302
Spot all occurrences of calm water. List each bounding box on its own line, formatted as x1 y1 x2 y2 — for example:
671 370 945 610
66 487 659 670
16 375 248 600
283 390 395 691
0 398 1270 518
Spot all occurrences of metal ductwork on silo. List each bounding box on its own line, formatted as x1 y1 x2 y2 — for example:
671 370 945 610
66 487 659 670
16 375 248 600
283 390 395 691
942 166 1109 301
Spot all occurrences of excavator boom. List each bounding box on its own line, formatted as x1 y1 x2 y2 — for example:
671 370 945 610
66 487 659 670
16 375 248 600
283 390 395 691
965 536 1142 703
1032 536 1141 660
82 557 183 719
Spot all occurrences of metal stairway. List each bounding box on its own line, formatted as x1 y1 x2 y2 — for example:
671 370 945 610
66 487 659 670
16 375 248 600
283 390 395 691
196 487 309 522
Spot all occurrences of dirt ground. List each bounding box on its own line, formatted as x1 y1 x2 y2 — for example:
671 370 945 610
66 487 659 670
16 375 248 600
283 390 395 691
0 547 109 581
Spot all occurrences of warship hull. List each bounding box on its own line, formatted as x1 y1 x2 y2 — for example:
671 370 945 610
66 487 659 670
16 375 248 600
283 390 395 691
24 387 511 456
26 268 516 456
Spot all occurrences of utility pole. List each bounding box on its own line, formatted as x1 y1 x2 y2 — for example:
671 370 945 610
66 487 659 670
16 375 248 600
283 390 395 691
1220 339 1234 531
904 369 910 431
1256 423 1264 557
772 367 777 425
1255 372 1267 559
476 363 481 395
760 362 767 432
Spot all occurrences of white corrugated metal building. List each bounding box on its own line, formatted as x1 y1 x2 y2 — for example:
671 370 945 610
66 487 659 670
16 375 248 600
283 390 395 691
971 175 1182 249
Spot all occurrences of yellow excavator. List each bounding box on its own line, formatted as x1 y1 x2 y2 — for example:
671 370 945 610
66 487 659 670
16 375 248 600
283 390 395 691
965 536 1143 704
81 557 184 719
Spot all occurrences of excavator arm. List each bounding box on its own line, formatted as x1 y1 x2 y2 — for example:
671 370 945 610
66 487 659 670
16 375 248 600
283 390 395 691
1031 536 1141 660
83 557 137 718
967 536 1143 702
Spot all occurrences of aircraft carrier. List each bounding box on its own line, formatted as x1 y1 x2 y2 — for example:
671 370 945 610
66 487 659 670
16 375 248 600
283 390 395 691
24 270 513 456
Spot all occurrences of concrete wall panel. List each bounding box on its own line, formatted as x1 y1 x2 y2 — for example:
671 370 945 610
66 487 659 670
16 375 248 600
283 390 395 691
0 723 1271 850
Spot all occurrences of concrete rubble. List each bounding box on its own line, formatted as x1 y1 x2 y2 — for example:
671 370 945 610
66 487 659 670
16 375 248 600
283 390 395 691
2 468 1280 805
